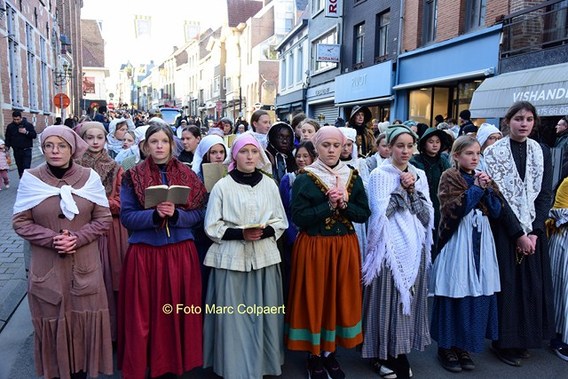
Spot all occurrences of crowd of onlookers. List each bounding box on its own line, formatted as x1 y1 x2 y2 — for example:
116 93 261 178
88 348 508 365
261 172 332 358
4 101 568 379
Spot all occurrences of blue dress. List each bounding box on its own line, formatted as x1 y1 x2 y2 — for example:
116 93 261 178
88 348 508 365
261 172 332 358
430 170 502 352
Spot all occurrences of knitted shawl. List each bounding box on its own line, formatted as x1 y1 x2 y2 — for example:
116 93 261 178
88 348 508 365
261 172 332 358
76 149 121 196
363 161 434 314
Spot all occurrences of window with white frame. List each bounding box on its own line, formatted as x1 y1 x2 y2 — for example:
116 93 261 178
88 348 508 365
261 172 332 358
297 45 304 85
311 0 324 15
214 76 220 95
376 9 390 60
26 23 38 111
40 37 50 111
287 50 294 87
225 77 232 92
7 6 22 108
354 22 365 65
312 29 338 72
465 0 487 32
280 57 287 90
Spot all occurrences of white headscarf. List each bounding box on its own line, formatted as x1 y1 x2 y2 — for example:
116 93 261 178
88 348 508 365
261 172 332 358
476 123 502 148
192 135 227 176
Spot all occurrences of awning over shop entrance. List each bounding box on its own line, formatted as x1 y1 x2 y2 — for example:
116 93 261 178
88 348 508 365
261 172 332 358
470 62 568 118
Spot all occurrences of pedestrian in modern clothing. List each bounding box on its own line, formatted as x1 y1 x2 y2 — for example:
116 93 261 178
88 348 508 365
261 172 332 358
430 136 503 373
0 139 10 189
5 110 37 177
299 118 320 142
12 125 113 379
484 101 555 366
77 121 129 341
202 133 288 379
547 170 568 361
286 125 371 379
458 109 477 136
118 124 207 378
362 124 433 379
554 116 568 150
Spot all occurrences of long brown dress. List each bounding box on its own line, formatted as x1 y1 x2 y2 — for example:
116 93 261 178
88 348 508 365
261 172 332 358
12 163 113 379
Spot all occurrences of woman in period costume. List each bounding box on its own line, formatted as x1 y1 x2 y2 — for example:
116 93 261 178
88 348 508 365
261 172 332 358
286 125 371 379
191 134 227 180
118 124 207 378
484 101 555 366
13 125 113 379
203 133 288 379
430 136 502 373
76 121 129 341
362 125 434 379
548 168 568 361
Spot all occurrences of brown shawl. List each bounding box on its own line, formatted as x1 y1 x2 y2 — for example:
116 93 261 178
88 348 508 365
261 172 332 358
124 155 206 210
76 149 121 196
437 168 501 251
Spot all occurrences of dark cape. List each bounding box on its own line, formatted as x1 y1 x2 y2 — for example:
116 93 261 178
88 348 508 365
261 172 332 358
490 140 555 348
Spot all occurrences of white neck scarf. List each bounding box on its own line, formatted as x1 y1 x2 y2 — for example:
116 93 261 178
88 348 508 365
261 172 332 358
13 169 109 220
304 158 352 201
484 137 543 233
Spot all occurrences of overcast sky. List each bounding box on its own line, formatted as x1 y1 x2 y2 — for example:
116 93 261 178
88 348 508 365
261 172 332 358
82 0 226 74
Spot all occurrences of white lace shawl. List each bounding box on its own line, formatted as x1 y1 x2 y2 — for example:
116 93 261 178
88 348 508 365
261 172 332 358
13 169 109 220
363 161 434 315
484 137 543 234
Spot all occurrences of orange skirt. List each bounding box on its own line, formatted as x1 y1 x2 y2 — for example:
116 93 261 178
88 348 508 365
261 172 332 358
285 232 362 354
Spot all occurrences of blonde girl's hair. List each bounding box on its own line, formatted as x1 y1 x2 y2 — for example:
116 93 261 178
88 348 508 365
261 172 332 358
300 118 321 131
450 135 480 168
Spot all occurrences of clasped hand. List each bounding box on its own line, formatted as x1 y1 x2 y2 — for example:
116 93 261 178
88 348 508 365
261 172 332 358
326 187 346 209
516 234 537 255
474 172 491 189
156 201 176 218
243 227 264 241
53 230 77 254
400 172 415 190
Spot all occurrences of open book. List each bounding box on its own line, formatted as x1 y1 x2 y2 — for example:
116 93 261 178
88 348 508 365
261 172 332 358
144 185 191 208
202 162 228 192
236 218 280 229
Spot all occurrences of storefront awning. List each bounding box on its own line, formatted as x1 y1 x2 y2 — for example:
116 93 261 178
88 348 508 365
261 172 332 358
470 62 568 118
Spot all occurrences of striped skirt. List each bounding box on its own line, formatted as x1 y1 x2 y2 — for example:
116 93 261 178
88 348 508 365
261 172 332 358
549 224 568 344
285 233 363 354
361 246 431 360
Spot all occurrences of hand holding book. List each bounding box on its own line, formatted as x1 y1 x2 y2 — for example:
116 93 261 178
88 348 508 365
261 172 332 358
144 185 191 209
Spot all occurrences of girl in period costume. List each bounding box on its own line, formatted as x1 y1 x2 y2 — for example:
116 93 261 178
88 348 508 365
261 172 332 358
203 133 288 379
410 128 452 249
286 125 371 379
430 136 502 373
114 130 141 170
362 125 433 379
347 105 375 157
118 124 207 378
279 140 317 303
475 123 502 172
191 134 227 180
76 121 129 341
266 121 297 184
105 118 131 159
365 132 390 172
484 101 555 366
13 126 113 379
548 170 568 361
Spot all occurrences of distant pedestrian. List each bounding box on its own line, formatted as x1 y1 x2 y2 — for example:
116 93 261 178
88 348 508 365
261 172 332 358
4 110 37 177
12 125 113 379
0 139 10 189
348 105 374 157
458 110 477 136
554 116 568 150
